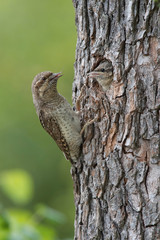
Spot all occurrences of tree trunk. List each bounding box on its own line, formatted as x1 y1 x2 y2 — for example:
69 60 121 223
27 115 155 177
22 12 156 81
71 0 160 239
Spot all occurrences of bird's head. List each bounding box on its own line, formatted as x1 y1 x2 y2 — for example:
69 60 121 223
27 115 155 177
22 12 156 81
87 61 113 90
32 71 62 104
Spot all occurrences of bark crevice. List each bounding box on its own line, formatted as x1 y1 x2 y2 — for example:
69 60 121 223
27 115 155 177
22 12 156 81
72 0 160 239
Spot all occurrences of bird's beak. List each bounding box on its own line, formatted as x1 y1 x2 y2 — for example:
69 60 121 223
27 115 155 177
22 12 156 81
54 72 63 78
87 72 103 78
48 72 63 85
49 72 63 83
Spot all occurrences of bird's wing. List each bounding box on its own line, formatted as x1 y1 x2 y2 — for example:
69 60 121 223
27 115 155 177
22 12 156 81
39 110 71 161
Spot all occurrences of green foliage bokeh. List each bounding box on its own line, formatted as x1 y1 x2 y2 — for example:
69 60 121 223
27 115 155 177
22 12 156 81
0 0 76 238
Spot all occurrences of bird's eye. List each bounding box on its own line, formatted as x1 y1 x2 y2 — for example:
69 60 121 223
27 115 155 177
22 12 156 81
42 77 46 81
101 68 105 72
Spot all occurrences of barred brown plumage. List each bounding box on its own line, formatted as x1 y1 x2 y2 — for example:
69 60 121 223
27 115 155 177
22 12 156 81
32 71 82 163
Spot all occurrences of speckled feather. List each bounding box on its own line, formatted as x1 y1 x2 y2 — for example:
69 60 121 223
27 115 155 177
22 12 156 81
39 110 71 160
32 71 82 163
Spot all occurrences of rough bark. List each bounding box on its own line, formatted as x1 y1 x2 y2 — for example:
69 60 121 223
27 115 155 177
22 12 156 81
71 0 160 239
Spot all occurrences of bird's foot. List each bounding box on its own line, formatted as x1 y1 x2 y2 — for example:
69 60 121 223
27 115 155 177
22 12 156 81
80 115 99 135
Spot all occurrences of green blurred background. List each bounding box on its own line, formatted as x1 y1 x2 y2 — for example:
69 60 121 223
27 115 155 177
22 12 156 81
0 0 76 239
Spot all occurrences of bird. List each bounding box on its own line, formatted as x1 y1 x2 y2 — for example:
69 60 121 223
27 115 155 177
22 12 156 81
87 60 113 91
32 71 82 163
